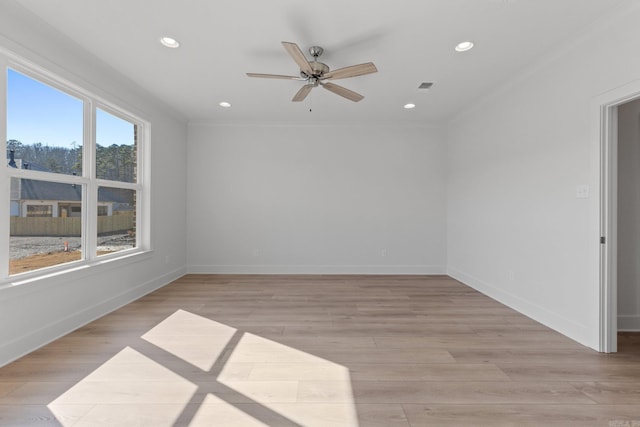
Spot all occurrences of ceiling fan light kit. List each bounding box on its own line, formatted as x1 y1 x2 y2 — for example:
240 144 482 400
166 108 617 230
247 41 377 103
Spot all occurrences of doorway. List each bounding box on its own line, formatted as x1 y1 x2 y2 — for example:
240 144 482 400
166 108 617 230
616 99 640 345
599 81 640 353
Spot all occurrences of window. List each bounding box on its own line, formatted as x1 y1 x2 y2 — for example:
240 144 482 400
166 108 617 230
3 64 147 278
7 69 83 176
26 204 53 218
95 108 138 257
97 187 136 256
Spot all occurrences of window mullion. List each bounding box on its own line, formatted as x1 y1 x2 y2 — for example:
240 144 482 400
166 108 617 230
137 124 147 251
84 103 97 261
0 58 9 278
6 168 89 185
95 179 141 192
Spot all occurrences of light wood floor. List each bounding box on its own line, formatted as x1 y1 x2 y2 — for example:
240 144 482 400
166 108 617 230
1 275 640 426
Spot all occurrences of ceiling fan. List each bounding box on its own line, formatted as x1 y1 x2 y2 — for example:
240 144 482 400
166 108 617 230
247 41 377 103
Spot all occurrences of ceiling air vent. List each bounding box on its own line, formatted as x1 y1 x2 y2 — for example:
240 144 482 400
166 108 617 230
418 82 434 90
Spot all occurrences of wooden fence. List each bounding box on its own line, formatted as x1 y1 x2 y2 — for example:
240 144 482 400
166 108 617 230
10 212 134 237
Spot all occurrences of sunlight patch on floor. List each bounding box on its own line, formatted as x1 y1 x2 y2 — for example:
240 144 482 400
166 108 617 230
189 394 271 426
47 309 358 426
142 309 237 371
221 332 358 426
47 346 197 426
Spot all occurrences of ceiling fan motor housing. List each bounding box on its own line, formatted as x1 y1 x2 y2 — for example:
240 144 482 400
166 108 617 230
300 46 330 80
303 61 329 77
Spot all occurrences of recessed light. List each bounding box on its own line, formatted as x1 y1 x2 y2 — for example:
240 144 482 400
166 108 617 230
404 103 416 109
455 41 474 52
219 101 232 108
160 36 180 48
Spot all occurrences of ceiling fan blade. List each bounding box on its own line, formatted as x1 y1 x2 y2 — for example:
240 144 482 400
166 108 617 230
246 73 303 80
320 82 364 102
282 41 313 76
292 84 314 102
322 62 377 80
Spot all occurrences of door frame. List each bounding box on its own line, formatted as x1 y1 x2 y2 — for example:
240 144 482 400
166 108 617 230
596 80 640 353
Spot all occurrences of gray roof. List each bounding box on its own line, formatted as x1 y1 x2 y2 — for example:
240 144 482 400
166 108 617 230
19 179 130 203
8 155 131 204
11 159 50 172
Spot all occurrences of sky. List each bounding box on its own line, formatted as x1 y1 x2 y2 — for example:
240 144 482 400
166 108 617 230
7 68 134 149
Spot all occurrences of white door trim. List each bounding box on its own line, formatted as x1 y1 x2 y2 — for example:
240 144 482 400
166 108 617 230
595 80 640 353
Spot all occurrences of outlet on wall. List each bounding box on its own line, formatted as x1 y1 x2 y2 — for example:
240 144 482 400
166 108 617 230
381 249 388 257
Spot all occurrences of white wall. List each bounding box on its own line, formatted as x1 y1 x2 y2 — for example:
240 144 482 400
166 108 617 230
187 123 446 274
446 2 640 349
0 2 188 366
618 98 640 330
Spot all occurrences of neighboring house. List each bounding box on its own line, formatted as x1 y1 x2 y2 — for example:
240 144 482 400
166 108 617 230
8 150 131 218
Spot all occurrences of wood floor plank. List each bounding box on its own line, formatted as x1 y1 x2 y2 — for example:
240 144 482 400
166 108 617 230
570 382 640 404
0 403 93 426
352 404 410 427
300 381 597 405
0 382 23 398
1 274 639 426
498 362 640 382
402 404 640 427
449 348 640 364
347 363 511 381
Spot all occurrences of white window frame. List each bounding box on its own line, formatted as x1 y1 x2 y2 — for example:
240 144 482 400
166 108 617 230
0 51 150 284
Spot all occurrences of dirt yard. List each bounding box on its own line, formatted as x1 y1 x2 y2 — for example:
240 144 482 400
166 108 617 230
8 234 133 275
8 250 119 275
9 251 82 275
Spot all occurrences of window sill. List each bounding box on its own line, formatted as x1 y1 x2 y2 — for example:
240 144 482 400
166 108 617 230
0 249 154 301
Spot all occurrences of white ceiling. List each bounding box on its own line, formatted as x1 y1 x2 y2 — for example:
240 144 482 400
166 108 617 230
15 0 623 123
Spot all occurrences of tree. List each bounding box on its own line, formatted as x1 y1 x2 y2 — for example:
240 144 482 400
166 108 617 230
7 139 23 152
45 158 62 173
7 140 134 181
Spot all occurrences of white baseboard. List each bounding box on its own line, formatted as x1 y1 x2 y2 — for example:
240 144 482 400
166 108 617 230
618 314 640 331
447 267 596 350
188 264 446 275
0 267 186 367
